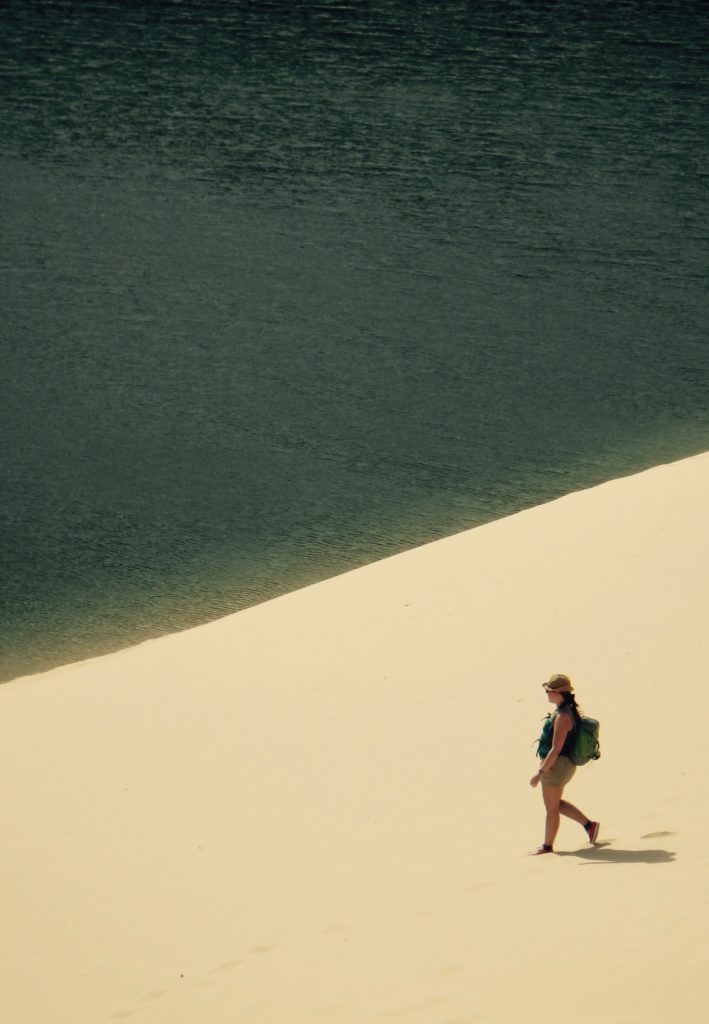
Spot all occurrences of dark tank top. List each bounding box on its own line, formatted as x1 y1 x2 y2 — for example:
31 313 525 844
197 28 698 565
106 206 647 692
537 709 577 759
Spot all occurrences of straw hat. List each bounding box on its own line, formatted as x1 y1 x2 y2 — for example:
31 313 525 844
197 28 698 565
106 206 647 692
542 673 574 693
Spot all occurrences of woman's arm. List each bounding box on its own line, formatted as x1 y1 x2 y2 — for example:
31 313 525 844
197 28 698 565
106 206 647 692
530 712 572 787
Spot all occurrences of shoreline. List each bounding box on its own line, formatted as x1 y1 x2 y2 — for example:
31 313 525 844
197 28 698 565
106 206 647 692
4 430 708 687
2 451 708 1023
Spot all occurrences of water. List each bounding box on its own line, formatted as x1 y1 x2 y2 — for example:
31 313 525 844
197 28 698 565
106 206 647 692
1 0 707 682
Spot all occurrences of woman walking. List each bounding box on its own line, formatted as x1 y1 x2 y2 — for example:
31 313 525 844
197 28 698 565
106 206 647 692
530 674 599 855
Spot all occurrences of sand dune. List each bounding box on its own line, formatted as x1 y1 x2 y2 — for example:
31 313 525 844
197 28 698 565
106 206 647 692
2 452 708 1024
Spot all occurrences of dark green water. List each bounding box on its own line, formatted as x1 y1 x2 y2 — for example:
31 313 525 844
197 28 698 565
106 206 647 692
1 0 707 682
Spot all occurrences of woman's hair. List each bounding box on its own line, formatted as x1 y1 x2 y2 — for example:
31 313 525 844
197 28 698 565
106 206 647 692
559 691 582 720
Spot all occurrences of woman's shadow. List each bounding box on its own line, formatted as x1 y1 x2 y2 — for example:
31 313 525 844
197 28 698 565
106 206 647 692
557 838 676 865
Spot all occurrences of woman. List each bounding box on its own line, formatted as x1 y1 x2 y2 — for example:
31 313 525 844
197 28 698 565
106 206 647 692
530 674 599 855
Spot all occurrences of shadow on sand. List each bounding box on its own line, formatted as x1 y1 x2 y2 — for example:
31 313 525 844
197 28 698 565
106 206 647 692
557 842 676 865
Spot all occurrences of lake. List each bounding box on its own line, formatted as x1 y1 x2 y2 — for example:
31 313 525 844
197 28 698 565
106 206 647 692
1 0 707 681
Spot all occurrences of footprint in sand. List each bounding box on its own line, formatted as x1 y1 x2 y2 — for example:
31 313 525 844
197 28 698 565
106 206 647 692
211 959 245 973
106 988 167 1020
466 881 492 893
198 946 275 990
437 964 464 977
641 830 675 839
140 991 166 1003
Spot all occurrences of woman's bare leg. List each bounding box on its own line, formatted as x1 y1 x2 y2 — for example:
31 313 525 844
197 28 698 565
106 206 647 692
559 799 589 826
541 784 562 848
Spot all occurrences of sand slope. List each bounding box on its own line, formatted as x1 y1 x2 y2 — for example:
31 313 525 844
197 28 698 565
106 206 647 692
2 453 708 1024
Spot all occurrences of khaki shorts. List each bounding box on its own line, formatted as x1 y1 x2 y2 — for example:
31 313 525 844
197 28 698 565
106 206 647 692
540 755 576 789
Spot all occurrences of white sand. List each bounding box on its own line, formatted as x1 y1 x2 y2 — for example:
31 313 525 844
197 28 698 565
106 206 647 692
2 452 708 1024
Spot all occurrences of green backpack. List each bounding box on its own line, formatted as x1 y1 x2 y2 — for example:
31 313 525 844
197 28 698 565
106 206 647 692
535 711 601 765
569 715 601 766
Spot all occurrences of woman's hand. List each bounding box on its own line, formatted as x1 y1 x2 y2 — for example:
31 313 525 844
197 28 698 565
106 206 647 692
530 772 541 788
